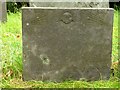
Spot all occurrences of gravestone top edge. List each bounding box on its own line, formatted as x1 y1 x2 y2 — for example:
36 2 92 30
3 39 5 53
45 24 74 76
22 7 113 10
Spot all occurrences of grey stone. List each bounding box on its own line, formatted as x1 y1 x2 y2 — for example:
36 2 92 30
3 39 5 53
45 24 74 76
29 0 109 8
0 0 7 22
22 7 114 82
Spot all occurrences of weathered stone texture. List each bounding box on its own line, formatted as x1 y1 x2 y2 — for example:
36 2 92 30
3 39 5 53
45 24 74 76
0 0 7 22
29 0 109 8
22 7 113 82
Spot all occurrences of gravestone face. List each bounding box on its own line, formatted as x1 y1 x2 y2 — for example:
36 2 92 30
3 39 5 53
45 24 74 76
22 7 114 82
0 0 7 22
29 0 109 8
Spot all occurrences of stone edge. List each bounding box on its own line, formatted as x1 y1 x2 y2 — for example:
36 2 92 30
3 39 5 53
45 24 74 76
21 7 114 10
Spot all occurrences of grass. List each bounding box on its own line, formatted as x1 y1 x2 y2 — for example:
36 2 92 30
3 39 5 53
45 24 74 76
0 10 119 88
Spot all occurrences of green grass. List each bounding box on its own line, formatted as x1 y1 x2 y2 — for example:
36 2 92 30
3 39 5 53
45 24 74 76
112 9 119 63
0 10 119 88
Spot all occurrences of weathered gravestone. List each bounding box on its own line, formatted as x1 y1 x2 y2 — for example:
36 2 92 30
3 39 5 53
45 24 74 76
22 7 114 82
29 0 109 8
0 0 7 22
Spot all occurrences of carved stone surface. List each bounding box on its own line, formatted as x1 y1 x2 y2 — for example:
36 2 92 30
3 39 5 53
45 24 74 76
29 0 109 8
22 7 114 82
0 0 7 22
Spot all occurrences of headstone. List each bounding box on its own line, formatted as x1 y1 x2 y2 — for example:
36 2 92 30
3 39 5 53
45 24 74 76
29 0 109 8
0 0 7 22
22 7 114 82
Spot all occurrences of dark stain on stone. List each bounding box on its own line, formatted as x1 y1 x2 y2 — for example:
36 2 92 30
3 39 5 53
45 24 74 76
40 54 50 65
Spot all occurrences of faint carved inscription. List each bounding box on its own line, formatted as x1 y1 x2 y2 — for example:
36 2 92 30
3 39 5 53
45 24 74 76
61 12 73 24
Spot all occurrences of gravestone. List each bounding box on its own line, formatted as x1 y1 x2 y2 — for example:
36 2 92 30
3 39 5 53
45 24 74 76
29 0 109 8
22 7 114 82
0 0 7 22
